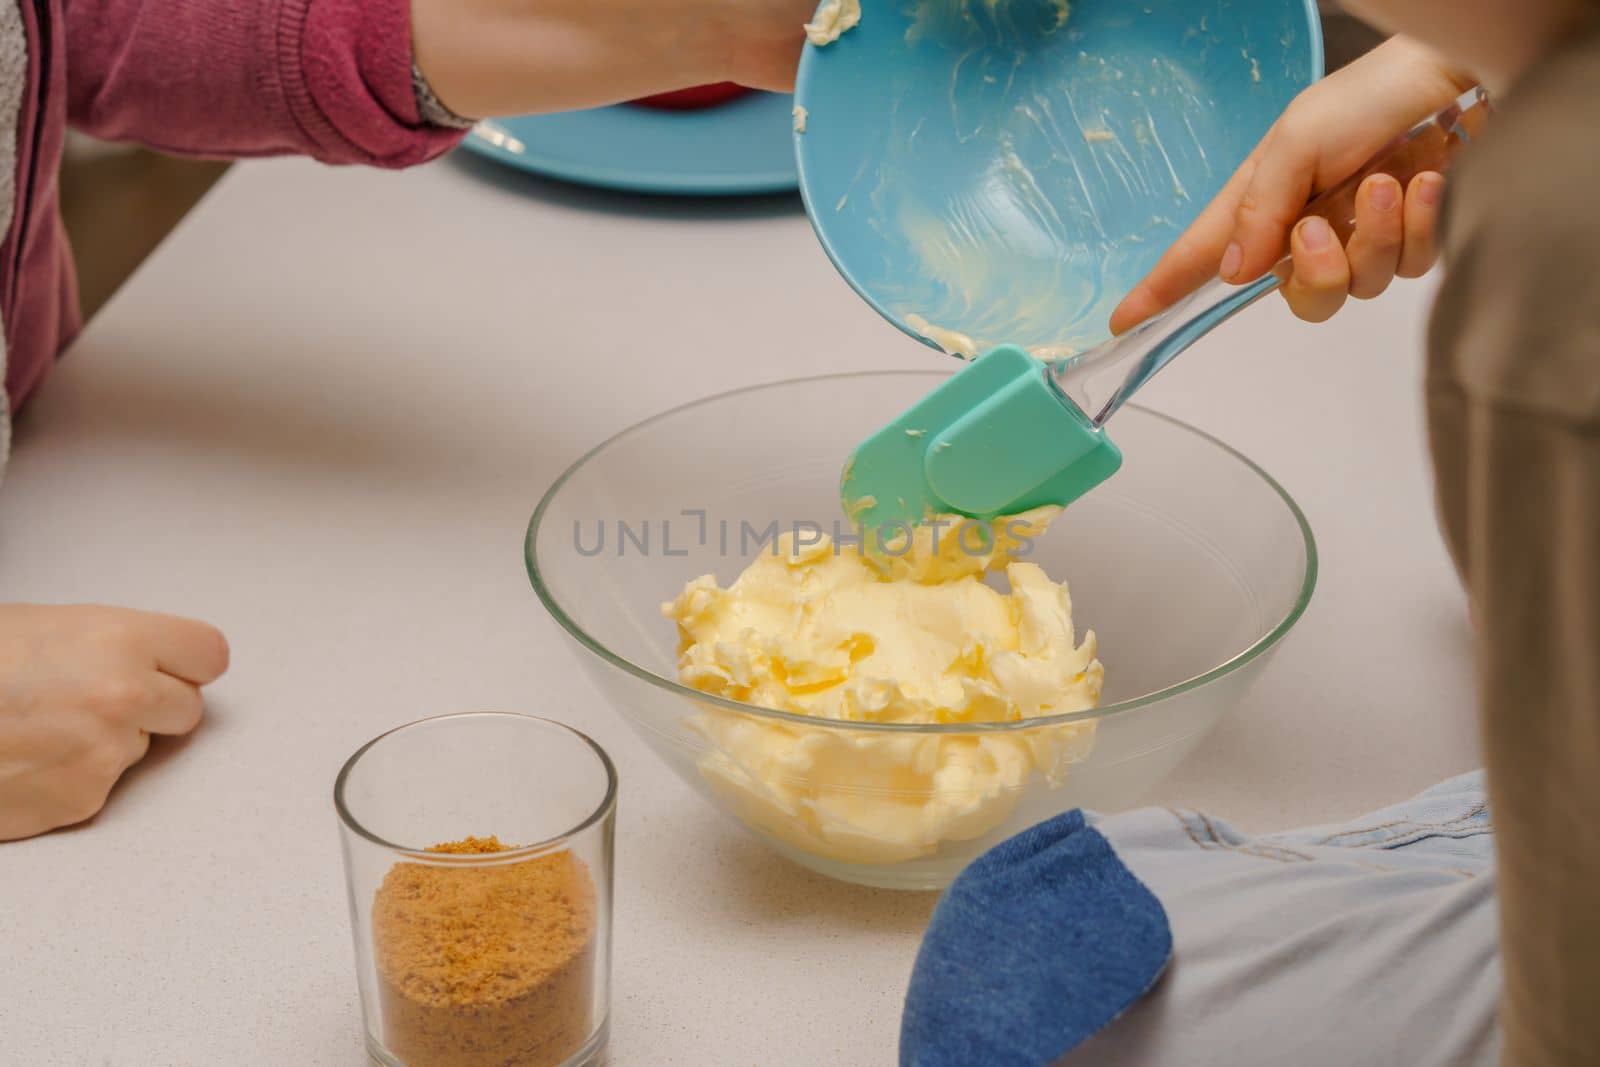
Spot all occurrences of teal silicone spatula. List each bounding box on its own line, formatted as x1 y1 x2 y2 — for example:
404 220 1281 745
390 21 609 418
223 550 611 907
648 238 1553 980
843 86 1491 538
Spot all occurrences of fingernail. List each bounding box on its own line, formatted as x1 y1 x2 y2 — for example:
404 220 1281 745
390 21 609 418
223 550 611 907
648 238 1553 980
1298 217 1334 252
1416 173 1444 206
1370 179 1399 212
1220 242 1242 280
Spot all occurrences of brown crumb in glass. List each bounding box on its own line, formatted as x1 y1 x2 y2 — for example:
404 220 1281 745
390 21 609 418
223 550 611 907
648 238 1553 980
372 836 597 1067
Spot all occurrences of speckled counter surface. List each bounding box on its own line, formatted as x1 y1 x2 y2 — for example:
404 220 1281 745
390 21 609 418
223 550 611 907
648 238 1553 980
0 154 1477 1065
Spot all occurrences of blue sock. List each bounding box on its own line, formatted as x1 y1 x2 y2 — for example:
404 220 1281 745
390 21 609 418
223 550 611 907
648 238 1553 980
901 810 1172 1067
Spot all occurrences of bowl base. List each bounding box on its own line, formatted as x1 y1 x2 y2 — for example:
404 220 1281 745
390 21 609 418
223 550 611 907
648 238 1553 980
750 829 996 892
366 1020 610 1067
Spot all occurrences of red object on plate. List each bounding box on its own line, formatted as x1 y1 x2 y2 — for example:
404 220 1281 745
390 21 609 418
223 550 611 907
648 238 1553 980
631 83 751 110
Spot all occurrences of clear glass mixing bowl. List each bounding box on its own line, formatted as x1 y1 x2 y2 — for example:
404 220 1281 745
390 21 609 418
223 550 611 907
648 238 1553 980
527 371 1316 889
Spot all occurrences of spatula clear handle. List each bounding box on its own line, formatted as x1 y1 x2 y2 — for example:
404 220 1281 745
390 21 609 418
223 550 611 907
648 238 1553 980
1049 84 1492 427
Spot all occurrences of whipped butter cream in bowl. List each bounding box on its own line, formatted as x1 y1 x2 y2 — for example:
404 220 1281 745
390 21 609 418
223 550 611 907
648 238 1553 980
526 372 1315 889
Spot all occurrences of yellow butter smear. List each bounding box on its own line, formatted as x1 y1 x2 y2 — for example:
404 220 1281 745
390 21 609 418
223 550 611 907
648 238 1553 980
804 0 862 46
662 507 1101 864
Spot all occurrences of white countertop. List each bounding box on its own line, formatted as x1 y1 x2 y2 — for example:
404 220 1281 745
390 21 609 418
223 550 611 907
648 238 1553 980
0 154 1479 1066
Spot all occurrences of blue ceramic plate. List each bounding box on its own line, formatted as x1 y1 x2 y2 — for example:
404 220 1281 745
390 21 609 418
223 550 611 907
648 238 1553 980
459 91 799 196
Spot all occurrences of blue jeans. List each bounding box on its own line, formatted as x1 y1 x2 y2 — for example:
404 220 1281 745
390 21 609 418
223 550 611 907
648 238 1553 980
902 773 1498 1067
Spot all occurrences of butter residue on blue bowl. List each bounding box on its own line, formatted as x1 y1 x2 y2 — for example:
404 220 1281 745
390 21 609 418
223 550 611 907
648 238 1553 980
804 0 862 46
793 0 1321 358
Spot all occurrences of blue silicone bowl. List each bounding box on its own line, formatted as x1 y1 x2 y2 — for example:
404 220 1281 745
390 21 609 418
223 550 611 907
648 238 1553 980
794 0 1324 357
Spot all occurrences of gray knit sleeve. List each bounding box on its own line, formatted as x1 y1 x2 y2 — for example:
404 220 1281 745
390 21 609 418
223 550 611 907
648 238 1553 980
412 62 477 130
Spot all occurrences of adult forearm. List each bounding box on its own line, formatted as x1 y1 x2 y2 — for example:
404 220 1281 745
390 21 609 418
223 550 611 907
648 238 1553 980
412 0 814 119
1343 0 1599 94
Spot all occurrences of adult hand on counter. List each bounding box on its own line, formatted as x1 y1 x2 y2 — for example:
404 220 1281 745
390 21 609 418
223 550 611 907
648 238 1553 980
1111 37 1477 331
410 0 818 121
0 605 229 842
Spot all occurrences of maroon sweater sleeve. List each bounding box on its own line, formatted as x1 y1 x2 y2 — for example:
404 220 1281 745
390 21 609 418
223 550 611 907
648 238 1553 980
62 0 463 166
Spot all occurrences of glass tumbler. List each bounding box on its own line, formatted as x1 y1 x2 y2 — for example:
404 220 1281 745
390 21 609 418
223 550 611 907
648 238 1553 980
335 713 616 1067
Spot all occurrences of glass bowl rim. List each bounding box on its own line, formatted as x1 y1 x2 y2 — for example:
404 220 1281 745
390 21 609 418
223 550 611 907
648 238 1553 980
333 711 619 857
526 369 1318 735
